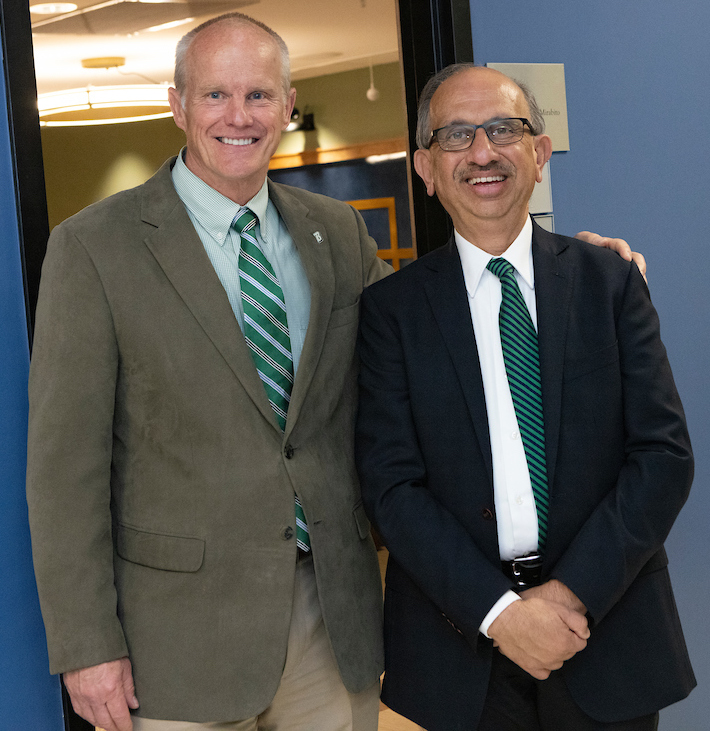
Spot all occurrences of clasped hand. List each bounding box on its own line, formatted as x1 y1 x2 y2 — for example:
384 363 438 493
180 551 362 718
487 580 590 680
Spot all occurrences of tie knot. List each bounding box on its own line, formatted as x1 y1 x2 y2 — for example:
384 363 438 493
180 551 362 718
487 257 516 280
233 208 258 235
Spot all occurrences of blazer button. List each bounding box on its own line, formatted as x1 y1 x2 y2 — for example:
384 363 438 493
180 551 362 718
284 444 295 459
281 526 294 540
481 508 494 521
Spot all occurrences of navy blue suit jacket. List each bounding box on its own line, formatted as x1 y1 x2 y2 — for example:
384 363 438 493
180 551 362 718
356 222 695 731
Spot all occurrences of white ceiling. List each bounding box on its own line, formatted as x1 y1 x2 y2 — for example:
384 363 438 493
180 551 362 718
31 0 401 95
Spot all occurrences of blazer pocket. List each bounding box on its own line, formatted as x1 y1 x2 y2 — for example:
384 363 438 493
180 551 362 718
116 523 205 573
564 341 619 382
353 499 371 540
328 299 360 330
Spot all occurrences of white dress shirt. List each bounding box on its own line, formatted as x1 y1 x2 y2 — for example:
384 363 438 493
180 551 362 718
455 216 541 635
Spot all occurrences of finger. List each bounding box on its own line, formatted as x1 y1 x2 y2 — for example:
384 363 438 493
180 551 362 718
557 605 590 640
106 693 134 731
122 668 139 709
91 704 121 731
631 251 647 279
527 667 552 681
602 237 632 260
575 231 633 261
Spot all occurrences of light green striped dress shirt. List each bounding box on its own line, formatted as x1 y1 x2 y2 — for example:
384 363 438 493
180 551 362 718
171 151 311 373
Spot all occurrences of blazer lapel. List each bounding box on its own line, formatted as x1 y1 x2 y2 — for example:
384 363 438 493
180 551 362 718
423 241 493 483
267 182 336 437
140 163 279 430
532 222 573 492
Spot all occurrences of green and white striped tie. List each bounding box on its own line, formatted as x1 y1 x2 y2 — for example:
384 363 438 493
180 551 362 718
235 208 310 552
487 258 549 549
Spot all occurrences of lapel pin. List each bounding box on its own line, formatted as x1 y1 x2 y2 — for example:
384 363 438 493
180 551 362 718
313 231 323 243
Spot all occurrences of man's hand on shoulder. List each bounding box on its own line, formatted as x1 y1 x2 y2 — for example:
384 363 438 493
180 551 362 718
63 657 139 731
487 597 589 680
575 230 647 281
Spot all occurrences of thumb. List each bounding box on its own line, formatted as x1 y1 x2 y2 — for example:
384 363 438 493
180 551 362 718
121 661 139 709
558 604 590 640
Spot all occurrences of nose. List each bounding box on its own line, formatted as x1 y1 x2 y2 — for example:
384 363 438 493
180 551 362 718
465 126 498 165
226 96 253 126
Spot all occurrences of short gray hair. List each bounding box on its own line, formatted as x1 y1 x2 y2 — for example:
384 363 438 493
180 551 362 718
415 63 546 149
174 12 291 99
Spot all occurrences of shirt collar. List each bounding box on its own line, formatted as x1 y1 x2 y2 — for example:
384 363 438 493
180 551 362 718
172 149 269 246
455 216 534 297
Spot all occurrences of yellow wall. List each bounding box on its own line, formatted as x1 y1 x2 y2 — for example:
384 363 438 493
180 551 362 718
40 63 406 230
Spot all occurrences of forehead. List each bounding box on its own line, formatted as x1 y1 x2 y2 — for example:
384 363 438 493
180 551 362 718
186 22 283 88
430 69 528 126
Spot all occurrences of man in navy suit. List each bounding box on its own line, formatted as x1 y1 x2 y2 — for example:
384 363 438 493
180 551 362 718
356 65 695 730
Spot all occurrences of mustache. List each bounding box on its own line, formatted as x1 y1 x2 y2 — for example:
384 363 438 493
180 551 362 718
455 162 515 182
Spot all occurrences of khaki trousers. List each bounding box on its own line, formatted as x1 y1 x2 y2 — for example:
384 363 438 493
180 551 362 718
133 556 380 731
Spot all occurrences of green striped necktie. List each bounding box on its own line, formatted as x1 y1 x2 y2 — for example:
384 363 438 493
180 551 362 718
234 208 310 552
487 258 549 549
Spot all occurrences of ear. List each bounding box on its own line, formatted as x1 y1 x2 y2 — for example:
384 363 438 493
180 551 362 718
533 134 553 183
168 87 186 132
282 88 297 129
413 149 436 197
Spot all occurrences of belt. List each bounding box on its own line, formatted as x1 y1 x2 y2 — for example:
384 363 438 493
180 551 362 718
501 553 543 589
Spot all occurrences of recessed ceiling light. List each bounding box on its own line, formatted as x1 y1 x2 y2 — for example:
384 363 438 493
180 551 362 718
30 3 78 14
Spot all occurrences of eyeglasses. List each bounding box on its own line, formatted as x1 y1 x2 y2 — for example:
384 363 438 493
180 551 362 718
428 118 533 151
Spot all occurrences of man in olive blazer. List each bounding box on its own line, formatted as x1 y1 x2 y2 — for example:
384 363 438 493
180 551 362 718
27 13 388 731
27 158 387 720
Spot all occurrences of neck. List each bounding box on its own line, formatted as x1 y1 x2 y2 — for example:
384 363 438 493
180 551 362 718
455 210 529 256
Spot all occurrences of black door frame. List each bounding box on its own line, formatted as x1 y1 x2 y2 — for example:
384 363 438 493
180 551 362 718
2 1 472 728
0 0 50 343
397 0 473 256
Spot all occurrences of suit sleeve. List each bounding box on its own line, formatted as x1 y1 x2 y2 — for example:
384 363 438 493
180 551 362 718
551 264 693 623
26 225 128 674
356 287 513 643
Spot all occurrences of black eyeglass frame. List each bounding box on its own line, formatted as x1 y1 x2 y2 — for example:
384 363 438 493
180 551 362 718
427 117 534 150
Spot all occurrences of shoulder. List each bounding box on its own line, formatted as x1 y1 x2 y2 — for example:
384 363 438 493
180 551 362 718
268 179 363 220
361 241 455 315
366 241 454 292
535 224 635 285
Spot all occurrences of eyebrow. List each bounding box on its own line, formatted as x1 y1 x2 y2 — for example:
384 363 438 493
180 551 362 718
439 117 511 127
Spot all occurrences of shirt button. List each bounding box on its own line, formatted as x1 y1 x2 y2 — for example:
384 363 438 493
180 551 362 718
516 496 523 506
511 430 520 440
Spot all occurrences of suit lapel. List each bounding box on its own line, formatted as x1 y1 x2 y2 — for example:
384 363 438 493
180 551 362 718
532 222 573 492
140 162 279 430
423 242 493 483
267 182 336 437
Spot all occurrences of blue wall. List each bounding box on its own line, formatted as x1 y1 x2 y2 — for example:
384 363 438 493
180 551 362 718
0 53 64 729
468 1 710 726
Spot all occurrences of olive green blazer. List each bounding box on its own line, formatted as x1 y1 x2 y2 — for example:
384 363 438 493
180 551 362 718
26 159 389 722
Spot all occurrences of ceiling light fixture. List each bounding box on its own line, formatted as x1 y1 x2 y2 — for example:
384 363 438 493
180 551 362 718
30 3 77 13
38 84 172 127
366 63 379 102
145 17 194 32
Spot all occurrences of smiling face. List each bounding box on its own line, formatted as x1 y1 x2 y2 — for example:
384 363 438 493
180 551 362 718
169 21 296 204
413 68 551 253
